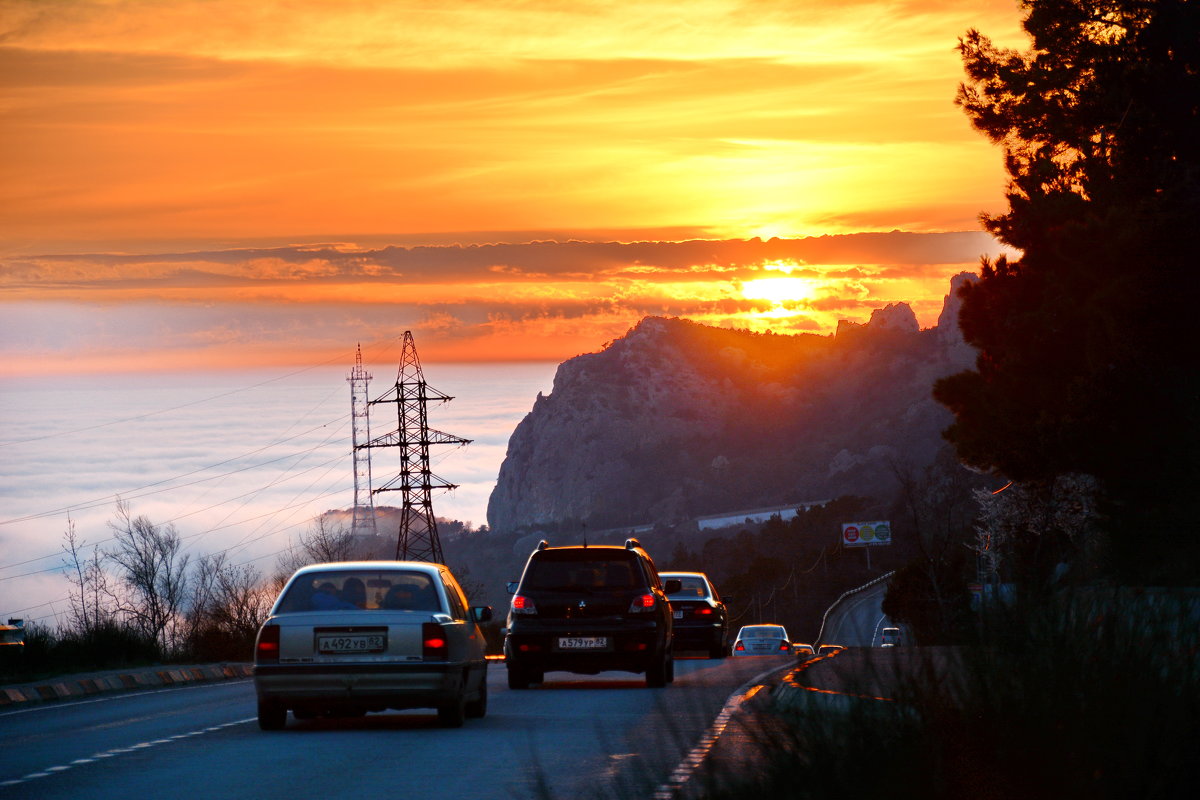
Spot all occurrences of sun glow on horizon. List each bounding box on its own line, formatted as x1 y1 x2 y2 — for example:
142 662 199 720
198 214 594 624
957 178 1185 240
740 276 821 306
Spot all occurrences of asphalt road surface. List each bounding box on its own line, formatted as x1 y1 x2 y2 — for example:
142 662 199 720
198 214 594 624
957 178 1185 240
0 655 793 800
820 581 895 647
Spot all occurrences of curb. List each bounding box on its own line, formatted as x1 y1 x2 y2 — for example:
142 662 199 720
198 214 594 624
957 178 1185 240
0 663 253 708
772 650 897 715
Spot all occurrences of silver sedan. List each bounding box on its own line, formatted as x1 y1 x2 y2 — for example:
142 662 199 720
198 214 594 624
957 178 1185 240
252 561 492 729
731 624 792 656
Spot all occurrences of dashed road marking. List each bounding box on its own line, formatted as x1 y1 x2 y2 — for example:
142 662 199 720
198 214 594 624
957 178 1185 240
0 717 255 789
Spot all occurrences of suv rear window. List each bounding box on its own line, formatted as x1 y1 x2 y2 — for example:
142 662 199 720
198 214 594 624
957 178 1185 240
522 551 641 591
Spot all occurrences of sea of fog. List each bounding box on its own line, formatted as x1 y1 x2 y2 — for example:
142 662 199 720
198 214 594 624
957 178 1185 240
0 361 559 626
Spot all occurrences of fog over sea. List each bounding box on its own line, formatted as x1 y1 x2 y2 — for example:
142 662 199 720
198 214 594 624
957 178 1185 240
0 360 559 626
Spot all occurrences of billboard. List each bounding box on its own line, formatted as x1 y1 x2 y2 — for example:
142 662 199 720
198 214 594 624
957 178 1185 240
841 520 892 547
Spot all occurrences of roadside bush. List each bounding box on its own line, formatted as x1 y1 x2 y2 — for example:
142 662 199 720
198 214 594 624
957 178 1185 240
0 620 160 684
708 588 1198 800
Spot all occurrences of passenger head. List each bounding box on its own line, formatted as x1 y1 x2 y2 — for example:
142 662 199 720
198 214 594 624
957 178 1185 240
341 578 366 608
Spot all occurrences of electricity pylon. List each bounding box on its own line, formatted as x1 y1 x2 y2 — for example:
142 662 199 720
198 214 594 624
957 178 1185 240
365 331 470 562
347 344 377 539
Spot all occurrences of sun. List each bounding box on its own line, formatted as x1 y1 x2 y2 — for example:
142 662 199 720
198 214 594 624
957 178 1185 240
740 277 820 305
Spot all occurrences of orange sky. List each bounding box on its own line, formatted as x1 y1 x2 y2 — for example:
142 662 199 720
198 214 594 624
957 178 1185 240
0 1 1026 374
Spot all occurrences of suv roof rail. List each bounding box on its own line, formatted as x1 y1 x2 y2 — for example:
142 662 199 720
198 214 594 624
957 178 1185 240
624 538 642 550
536 539 549 551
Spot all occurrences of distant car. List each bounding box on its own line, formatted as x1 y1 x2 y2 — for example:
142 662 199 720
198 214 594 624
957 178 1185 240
731 624 792 656
793 642 815 659
252 561 492 730
817 644 846 656
504 539 680 688
880 627 902 647
659 571 729 659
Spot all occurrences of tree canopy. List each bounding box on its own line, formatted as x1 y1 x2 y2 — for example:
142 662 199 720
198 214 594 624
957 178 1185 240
934 0 1200 582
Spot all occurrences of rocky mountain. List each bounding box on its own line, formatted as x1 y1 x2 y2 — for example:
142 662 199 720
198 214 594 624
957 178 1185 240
486 273 979 534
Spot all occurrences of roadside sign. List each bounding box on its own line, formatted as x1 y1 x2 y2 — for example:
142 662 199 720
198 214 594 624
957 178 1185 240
842 520 891 547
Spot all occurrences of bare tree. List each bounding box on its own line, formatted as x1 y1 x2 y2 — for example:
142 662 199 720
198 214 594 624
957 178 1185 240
61 516 116 635
187 552 274 657
104 500 190 655
972 472 1103 592
274 514 355 584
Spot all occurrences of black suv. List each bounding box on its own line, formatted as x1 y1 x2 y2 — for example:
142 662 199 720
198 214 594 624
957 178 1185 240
504 539 680 688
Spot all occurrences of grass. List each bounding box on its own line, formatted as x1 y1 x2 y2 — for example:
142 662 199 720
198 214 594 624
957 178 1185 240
697 588 1199 800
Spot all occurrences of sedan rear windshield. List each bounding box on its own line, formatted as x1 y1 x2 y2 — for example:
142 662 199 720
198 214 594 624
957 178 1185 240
742 626 786 639
665 576 709 598
274 570 441 614
522 551 640 591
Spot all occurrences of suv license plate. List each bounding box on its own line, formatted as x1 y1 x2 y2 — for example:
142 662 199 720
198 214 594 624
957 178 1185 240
557 636 608 650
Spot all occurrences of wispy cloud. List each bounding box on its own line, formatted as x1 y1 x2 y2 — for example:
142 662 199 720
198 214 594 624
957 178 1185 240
1 232 1011 374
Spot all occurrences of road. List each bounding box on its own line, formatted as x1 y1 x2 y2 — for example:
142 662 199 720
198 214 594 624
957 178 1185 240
0 656 791 800
820 581 896 647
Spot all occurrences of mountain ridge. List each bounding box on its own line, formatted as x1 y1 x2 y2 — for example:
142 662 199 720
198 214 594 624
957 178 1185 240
486 272 978 534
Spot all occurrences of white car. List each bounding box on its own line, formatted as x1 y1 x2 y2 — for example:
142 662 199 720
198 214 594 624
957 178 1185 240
253 561 492 730
731 624 792 656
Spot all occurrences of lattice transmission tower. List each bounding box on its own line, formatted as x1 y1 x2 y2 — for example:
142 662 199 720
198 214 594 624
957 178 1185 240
364 331 471 562
346 344 377 539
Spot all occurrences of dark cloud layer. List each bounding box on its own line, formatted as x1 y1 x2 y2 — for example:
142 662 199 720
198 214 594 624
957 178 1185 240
5 231 1010 289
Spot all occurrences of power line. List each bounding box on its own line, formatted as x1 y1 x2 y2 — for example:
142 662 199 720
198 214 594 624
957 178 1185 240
0 352 356 449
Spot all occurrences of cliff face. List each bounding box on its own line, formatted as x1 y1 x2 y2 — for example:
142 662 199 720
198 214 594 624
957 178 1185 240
486 275 977 533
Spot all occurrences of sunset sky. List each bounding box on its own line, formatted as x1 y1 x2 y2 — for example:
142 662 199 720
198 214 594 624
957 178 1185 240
1 0 1026 374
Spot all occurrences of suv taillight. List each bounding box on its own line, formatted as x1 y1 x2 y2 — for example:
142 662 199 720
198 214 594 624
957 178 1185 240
511 594 537 614
255 624 279 663
423 622 448 660
628 593 655 613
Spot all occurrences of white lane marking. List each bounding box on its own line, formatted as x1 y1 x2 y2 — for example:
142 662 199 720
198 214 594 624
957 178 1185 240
0 717 256 789
0 679 253 717
653 662 785 799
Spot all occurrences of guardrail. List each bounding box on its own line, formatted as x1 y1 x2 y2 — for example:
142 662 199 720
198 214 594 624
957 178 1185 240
815 570 895 645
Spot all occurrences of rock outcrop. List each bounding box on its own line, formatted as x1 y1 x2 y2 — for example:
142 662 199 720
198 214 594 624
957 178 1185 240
487 275 978 533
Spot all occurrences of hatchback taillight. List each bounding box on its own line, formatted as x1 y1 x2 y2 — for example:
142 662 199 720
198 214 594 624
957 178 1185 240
423 622 448 660
511 594 537 614
255 624 279 664
629 593 655 613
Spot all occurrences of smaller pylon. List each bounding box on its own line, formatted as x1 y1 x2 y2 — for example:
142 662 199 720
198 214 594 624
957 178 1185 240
347 344 377 539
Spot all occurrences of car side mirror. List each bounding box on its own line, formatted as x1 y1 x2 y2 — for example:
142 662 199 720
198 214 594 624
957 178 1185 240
663 579 682 595
505 581 519 594
470 606 494 623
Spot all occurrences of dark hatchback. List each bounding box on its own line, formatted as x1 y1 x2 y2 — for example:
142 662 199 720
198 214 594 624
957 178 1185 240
659 571 729 659
504 539 680 688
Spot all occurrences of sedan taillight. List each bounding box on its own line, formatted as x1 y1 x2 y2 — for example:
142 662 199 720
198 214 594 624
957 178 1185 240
255 624 280 664
423 622 448 660
734 641 745 651
780 641 791 652
693 607 713 617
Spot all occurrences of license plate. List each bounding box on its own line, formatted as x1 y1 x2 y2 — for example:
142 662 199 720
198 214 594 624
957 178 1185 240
317 633 386 654
557 636 608 650
673 610 683 619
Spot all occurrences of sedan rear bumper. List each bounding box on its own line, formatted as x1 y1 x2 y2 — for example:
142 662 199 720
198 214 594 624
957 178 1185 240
254 661 477 711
